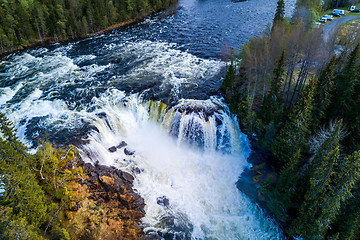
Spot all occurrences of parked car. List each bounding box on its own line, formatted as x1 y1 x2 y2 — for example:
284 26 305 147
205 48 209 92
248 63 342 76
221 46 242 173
319 16 327 23
350 6 360 12
324 15 334 21
332 9 344 16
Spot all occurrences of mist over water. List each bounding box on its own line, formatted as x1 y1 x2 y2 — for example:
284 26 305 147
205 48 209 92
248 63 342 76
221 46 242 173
0 0 296 238
79 92 283 239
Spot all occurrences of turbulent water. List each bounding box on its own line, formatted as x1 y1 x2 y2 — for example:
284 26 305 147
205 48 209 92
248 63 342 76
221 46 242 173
0 0 296 239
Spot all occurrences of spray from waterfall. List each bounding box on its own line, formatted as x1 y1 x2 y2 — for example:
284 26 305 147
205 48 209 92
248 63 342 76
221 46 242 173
79 91 283 239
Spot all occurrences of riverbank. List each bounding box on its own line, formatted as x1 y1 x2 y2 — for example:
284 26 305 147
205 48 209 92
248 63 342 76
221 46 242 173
236 138 281 215
0 1 179 60
0 18 142 60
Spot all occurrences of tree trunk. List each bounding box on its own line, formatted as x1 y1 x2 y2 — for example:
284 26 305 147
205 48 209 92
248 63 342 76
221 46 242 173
284 53 296 109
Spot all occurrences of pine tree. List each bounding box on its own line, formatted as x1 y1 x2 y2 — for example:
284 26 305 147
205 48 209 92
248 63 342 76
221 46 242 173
331 152 360 238
0 0 174 54
327 44 360 154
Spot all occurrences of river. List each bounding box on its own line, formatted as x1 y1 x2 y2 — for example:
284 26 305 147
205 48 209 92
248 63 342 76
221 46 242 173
0 0 295 239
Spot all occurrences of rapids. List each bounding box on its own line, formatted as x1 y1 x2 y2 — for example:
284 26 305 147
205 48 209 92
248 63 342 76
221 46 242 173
0 0 296 238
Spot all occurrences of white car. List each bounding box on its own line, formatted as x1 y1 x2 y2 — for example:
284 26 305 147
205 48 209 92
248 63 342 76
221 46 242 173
332 9 345 16
319 16 327 23
350 6 359 12
324 15 334 21
332 9 341 16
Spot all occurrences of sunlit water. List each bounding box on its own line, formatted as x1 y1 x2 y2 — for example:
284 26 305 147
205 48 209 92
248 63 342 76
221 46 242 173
0 0 296 238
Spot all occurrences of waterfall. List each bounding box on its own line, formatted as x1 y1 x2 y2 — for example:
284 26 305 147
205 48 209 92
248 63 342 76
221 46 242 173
0 14 289 236
78 90 283 239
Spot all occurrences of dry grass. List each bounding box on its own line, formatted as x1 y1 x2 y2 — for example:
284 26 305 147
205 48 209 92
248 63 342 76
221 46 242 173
336 18 360 45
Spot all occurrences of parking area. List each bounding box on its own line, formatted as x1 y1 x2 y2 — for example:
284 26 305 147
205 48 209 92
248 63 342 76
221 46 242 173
318 6 360 24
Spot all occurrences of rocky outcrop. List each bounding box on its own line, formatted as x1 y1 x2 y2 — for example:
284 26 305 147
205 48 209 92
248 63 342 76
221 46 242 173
236 140 279 212
83 162 145 217
63 161 146 240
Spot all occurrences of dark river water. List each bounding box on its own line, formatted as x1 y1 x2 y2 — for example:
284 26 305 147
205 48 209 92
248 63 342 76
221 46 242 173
0 0 295 239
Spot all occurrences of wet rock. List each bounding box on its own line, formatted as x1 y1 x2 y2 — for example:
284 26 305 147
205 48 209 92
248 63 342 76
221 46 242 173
100 175 115 186
96 112 107 118
72 138 90 146
132 167 142 174
133 194 145 208
20 119 27 125
124 148 135 155
81 161 145 224
122 172 134 182
88 124 100 133
116 141 127 149
157 196 170 207
108 146 117 152
155 213 193 239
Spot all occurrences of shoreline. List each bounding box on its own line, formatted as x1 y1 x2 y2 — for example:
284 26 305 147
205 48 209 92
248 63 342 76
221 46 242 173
236 137 288 233
0 5 180 60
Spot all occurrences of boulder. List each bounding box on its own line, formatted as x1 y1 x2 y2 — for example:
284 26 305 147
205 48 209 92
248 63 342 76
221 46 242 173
122 172 134 182
124 148 135 155
116 141 128 149
156 196 170 207
108 146 117 152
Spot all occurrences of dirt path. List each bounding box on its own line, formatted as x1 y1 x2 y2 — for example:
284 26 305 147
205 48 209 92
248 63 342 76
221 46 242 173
322 15 360 42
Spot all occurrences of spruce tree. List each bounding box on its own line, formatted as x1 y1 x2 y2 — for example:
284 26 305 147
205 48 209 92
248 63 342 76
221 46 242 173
258 50 285 126
221 61 235 93
311 55 337 132
273 0 285 24
330 44 359 120
258 50 285 150
262 149 302 222
328 45 360 154
272 78 316 164
331 186 360 239
0 113 48 229
290 121 360 239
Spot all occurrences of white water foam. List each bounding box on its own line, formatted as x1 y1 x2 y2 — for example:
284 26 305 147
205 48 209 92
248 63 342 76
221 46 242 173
0 81 23 106
104 40 224 102
79 90 284 239
0 39 283 239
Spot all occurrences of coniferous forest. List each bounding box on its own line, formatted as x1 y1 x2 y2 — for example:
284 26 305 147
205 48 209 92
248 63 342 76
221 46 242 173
0 0 176 54
223 0 360 239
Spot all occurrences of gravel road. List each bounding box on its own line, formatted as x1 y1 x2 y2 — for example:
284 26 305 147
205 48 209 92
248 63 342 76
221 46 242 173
322 15 360 42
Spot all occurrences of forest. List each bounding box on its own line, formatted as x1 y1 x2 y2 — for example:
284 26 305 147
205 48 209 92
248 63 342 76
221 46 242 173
0 0 176 54
223 0 360 239
0 112 82 239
